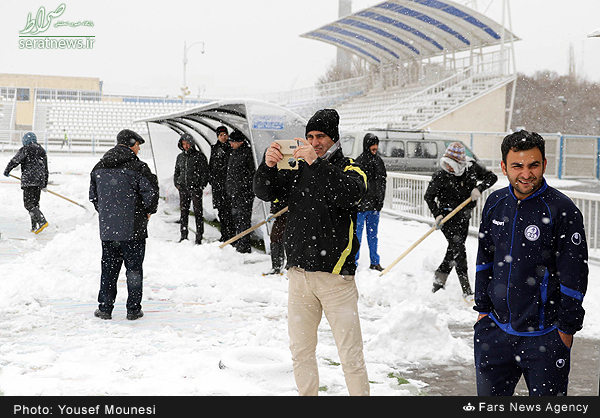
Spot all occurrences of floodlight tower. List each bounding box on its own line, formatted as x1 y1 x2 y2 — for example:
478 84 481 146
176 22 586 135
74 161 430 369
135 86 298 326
337 0 352 72
182 41 205 105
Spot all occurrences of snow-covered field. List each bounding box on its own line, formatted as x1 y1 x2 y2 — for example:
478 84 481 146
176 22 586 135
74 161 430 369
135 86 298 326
0 154 598 396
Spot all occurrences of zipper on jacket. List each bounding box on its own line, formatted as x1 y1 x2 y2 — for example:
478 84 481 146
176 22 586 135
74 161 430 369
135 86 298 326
505 199 521 327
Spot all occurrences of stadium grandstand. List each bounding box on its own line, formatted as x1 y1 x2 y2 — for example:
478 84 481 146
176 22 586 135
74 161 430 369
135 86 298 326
2 0 518 167
0 73 209 154
271 0 519 136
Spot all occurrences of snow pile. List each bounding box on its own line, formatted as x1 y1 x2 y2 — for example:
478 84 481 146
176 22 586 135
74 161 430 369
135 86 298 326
366 300 471 364
0 155 598 396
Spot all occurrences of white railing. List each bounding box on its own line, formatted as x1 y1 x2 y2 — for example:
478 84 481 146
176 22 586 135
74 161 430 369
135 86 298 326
383 172 600 260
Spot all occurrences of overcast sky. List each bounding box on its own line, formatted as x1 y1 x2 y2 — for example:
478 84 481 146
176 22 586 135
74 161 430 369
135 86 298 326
2 0 600 99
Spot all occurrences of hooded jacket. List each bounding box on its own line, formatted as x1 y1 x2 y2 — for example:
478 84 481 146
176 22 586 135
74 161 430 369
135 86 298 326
89 145 159 241
355 134 387 212
424 159 497 218
173 137 209 190
253 147 367 275
475 180 588 336
4 142 49 189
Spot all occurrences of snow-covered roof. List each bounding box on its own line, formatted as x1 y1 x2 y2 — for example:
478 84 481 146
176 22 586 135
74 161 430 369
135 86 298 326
136 99 307 208
300 0 520 65
588 27 600 38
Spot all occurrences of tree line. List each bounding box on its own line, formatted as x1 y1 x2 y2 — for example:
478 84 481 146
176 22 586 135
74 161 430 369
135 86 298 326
509 71 600 136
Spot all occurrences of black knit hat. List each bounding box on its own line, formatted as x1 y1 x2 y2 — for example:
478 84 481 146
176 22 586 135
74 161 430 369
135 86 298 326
117 129 145 146
215 126 228 136
305 109 340 142
229 129 246 142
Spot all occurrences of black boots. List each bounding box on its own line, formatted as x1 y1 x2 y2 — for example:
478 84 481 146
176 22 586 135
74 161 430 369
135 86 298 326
94 309 143 320
369 264 384 272
432 270 473 297
264 242 285 276
29 207 48 234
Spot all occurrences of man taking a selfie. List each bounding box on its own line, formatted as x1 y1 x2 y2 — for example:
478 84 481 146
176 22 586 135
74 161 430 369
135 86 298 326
253 109 370 396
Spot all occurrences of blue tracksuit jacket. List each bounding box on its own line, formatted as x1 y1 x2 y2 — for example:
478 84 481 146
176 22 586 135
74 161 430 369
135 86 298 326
474 180 588 336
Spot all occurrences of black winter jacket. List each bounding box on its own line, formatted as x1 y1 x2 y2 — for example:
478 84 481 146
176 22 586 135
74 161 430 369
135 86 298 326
424 160 497 218
355 144 387 212
173 138 209 191
208 140 231 207
89 145 159 241
225 142 255 205
253 148 367 275
4 143 49 188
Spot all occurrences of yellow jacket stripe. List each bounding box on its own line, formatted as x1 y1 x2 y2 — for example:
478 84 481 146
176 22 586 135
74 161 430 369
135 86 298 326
332 218 354 275
344 162 368 188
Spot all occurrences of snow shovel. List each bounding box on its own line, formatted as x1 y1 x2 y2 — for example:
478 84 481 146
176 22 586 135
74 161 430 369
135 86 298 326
9 175 88 210
219 206 288 249
379 197 473 276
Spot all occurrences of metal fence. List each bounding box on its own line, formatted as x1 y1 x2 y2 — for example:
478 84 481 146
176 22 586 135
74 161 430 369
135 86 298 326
0 129 153 160
383 172 600 260
430 130 600 180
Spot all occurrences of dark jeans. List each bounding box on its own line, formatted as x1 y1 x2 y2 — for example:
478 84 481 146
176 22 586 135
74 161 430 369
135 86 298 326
179 187 203 242
230 195 253 253
270 212 287 269
214 191 235 242
98 240 146 314
437 211 472 294
23 186 46 230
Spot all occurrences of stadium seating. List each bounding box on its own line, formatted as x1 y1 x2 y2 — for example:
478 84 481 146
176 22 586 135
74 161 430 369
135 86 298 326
33 99 201 151
0 98 15 146
334 72 508 131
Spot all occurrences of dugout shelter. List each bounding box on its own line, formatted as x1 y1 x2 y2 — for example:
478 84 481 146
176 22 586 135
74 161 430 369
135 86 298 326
137 99 307 243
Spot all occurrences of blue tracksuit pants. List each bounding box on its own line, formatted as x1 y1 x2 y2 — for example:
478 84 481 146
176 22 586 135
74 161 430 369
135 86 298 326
474 315 571 396
355 210 380 265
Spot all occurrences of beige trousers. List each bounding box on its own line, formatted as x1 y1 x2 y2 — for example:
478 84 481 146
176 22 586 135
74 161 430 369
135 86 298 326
287 267 370 396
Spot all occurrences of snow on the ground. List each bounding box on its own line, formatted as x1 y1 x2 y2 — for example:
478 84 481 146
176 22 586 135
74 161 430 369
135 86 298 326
0 155 598 396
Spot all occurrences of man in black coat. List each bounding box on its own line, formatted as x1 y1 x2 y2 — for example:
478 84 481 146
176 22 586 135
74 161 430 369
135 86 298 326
174 133 209 244
424 142 497 298
355 133 387 271
225 129 256 253
89 129 159 320
209 126 234 242
3 132 49 234
253 109 370 396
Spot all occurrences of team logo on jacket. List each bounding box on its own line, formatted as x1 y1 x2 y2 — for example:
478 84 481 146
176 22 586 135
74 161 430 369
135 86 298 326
524 225 540 241
572 232 582 245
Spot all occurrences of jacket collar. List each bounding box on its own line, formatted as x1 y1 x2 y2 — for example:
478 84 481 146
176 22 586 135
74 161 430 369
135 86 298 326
508 178 548 202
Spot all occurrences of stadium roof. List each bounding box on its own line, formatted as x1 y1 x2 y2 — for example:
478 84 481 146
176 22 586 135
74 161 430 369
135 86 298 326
300 0 519 65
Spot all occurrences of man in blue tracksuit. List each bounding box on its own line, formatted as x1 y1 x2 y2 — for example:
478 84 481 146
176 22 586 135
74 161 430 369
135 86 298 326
474 130 588 396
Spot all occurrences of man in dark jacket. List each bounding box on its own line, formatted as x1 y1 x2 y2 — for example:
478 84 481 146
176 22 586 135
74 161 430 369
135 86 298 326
253 109 370 396
225 129 256 253
89 129 159 320
209 126 234 242
355 133 387 271
424 142 497 297
3 132 49 234
474 131 588 396
263 196 287 276
174 133 209 244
